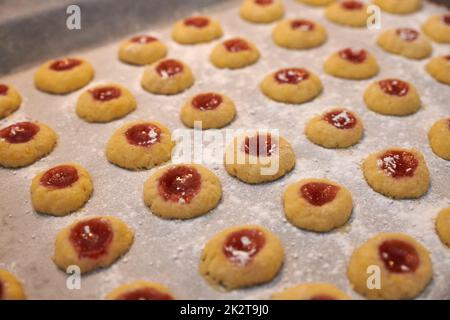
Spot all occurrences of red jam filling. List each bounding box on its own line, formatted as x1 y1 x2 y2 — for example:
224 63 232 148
255 0 273 5
192 93 223 111
130 35 157 44
396 28 419 42
223 229 266 265
448 119 450 130
378 79 409 97
274 68 310 85
324 110 357 129
0 122 40 144
300 182 340 206
184 17 210 28
69 218 113 259
0 280 3 299
243 133 277 157
0 84 8 95
310 295 336 300
156 59 183 78
125 123 161 147
291 19 315 31
379 239 420 273
339 48 367 64
223 39 250 53
90 86 121 101
40 165 79 189
117 288 174 300
50 58 82 71
443 15 450 25
158 166 201 204
444 55 450 61
341 0 364 10
378 150 418 178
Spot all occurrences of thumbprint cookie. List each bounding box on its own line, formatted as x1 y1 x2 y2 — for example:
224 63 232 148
53 215 134 273
377 28 432 60
239 0 284 24
436 207 450 248
272 18 327 49
325 0 369 28
0 84 21 119
428 118 450 160
0 269 26 300
272 283 350 300
347 232 432 299
118 35 168 65
372 0 422 14
106 120 174 170
200 225 284 290
34 57 94 94
324 48 379 80
172 16 223 44
210 38 260 69
30 163 93 216
106 281 175 300
425 55 450 85
143 163 222 219
0 121 57 168
422 14 450 43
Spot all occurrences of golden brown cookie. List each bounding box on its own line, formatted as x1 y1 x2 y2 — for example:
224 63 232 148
347 232 432 299
377 28 432 60
272 18 327 49
283 178 353 232
436 207 450 248
372 0 422 14
324 48 379 80
425 55 450 85
180 92 236 129
53 215 134 273
422 15 450 43
118 35 168 65
239 0 284 24
260 67 322 104
428 118 450 161
106 120 174 170
200 225 284 290
364 79 421 116
272 283 350 300
0 84 21 119
143 163 222 219
210 38 260 69
106 281 174 300
362 147 430 199
305 108 364 148
141 58 194 95
31 163 93 216
172 16 223 44
34 57 94 94
0 269 26 300
325 0 369 28
224 132 296 184
0 121 57 168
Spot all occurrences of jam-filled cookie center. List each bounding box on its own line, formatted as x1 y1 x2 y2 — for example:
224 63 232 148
291 19 315 31
339 48 367 64
117 287 174 300
223 39 250 53
50 58 82 71
274 68 310 84
156 59 184 78
125 123 161 147
69 218 113 259
341 0 364 10
378 79 409 97
324 110 357 129
130 35 157 44
223 229 266 265
0 84 8 96
184 17 210 28
243 133 277 157
0 280 3 299
192 93 223 111
443 15 450 25
255 0 273 5
378 239 420 273
300 182 340 206
0 122 40 144
158 166 202 204
90 86 121 101
40 165 79 189
396 28 419 42
378 150 418 178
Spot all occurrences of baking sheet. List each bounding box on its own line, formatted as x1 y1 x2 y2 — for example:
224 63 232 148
0 0 449 300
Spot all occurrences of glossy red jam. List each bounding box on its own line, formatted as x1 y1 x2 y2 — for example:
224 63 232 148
291 19 315 31
50 58 82 71
444 55 450 61
341 0 364 10
378 79 409 97
69 218 113 259
255 0 273 5
300 182 340 206
40 165 79 189
0 280 3 299
310 295 336 300
156 59 183 78
223 39 250 53
125 123 161 147
443 15 450 25
192 93 223 111
324 110 357 129
0 84 8 95
117 288 174 300
130 35 157 44
0 122 40 144
339 48 367 64
158 166 201 204
90 86 121 101
396 28 419 42
243 133 277 157
379 239 420 273
223 229 266 265
274 68 309 85
184 16 210 28
378 150 418 178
